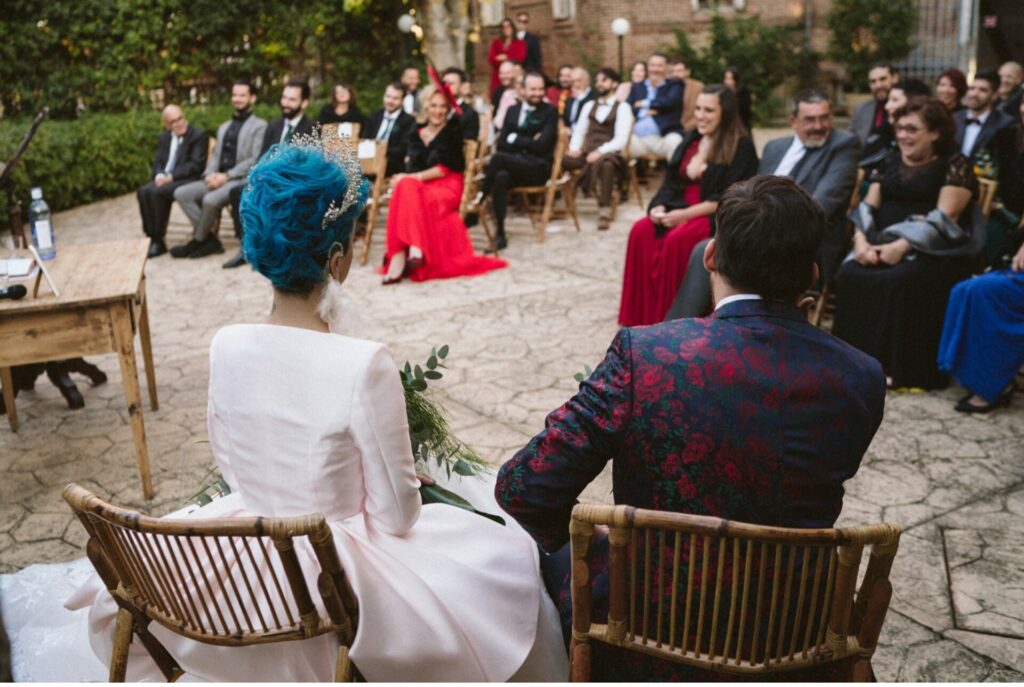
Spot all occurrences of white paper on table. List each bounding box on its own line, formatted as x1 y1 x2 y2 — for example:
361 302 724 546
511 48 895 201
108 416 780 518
357 139 377 160
1 258 36 280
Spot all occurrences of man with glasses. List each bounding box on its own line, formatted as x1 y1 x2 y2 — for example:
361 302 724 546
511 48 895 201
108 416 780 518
667 90 860 319
137 105 208 257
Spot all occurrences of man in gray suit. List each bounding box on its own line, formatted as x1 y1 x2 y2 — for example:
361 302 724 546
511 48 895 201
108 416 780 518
172 80 267 258
666 90 860 319
849 63 898 145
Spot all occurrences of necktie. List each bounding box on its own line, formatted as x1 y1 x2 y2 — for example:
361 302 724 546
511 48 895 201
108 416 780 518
518 105 533 128
284 122 294 143
164 136 180 174
379 116 394 141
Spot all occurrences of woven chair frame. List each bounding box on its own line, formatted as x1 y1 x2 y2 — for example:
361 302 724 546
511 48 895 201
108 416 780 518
63 483 359 682
568 503 900 682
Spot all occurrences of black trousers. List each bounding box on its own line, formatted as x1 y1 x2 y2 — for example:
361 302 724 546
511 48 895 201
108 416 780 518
229 184 244 239
481 152 549 231
665 237 713 320
137 178 188 240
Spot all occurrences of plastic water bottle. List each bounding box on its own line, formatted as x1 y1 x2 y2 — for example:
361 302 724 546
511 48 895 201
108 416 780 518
28 187 56 260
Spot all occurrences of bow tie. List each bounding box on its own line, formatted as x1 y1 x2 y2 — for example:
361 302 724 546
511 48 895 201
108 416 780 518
966 118 982 126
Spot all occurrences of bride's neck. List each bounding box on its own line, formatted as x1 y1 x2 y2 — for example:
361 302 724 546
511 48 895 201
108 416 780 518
265 286 328 333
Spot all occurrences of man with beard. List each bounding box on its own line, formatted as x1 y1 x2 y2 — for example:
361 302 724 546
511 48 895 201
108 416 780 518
362 81 417 177
667 90 860 318
223 80 315 268
850 62 899 145
562 68 634 230
400 65 422 116
626 52 684 159
480 71 558 249
172 80 267 258
442 67 480 141
955 71 1014 168
545 64 573 111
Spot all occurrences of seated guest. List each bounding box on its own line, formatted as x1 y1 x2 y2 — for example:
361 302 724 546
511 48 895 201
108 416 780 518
457 73 488 115
137 104 208 257
614 60 646 103
400 64 422 115
834 98 981 390
316 82 365 130
491 63 524 134
497 175 886 681
619 84 757 326
859 79 932 169
563 67 595 128
546 64 574 109
627 52 684 159
224 80 315 268
723 65 752 131
172 80 267 258
670 57 704 133
998 61 1023 117
382 89 507 284
955 71 1014 169
361 81 417 177
850 62 899 145
562 68 634 230
938 239 1024 414
480 71 558 249
667 90 861 319
936 68 968 115
441 67 480 141
983 98 1024 266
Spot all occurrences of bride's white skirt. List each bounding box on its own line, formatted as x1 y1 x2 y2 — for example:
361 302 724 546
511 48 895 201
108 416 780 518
0 469 568 682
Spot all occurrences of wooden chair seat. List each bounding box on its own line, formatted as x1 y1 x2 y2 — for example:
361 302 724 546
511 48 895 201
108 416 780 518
64 483 360 682
569 503 901 682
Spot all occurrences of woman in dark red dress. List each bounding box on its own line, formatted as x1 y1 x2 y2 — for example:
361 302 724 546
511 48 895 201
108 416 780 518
618 85 758 326
488 18 527 97
382 90 507 284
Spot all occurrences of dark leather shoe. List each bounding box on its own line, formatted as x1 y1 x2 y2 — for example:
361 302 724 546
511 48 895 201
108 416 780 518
46 363 85 410
188 236 225 258
170 239 201 258
148 240 168 258
495 232 508 250
222 251 247 269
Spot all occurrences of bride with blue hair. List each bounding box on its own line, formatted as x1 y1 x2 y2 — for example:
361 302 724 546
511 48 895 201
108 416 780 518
0 142 567 682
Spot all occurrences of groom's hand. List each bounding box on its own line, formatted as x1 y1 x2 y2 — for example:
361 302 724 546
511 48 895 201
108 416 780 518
416 472 435 486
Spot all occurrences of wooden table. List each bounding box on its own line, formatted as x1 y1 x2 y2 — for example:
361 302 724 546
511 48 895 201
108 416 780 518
0 238 158 498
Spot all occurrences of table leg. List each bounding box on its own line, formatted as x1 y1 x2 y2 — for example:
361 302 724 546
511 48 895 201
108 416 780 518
0 366 17 432
138 284 158 411
111 303 153 500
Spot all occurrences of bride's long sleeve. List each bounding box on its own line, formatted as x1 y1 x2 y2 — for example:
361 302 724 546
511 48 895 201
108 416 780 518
351 345 422 535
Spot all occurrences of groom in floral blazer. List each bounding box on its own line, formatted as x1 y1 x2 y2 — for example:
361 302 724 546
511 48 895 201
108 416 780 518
496 176 886 680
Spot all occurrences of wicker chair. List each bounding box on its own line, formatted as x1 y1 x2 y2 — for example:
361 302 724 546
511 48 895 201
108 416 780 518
569 503 901 682
64 483 359 682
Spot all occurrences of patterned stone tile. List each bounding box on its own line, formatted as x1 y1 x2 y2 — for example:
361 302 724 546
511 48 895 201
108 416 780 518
944 528 1024 638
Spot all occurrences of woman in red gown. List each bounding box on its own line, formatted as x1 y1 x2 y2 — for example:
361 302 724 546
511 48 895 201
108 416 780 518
488 18 527 97
383 90 507 284
618 84 758 326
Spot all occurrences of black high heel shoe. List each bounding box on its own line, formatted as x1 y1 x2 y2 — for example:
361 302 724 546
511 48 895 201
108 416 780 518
954 385 1014 414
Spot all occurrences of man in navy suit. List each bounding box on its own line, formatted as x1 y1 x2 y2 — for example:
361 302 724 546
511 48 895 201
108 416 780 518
515 10 543 73
563 67 596 128
955 71 1014 168
480 71 558 249
497 175 885 679
626 52 684 159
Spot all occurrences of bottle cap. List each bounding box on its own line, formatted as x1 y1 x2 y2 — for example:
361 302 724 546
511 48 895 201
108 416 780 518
30 187 43 200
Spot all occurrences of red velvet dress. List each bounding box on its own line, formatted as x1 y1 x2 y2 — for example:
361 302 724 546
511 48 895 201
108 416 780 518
618 140 711 326
488 38 527 96
384 121 507 282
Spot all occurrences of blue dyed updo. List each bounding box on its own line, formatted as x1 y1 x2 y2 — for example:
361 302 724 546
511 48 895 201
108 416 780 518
241 144 369 293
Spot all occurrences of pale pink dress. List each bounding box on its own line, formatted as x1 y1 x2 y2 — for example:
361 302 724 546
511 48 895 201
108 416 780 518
1 325 566 682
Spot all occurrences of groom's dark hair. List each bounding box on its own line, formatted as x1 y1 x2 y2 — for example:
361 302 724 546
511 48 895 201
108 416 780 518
714 175 824 302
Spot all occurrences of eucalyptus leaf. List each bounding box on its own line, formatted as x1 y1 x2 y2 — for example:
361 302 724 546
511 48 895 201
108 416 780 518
438 344 449 358
424 370 443 380
427 355 437 370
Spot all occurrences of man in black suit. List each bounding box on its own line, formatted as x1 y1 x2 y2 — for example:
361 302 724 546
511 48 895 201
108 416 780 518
137 105 208 257
515 10 543 73
362 81 417 177
563 67 596 128
442 67 480 141
400 65 422 116
480 71 558 249
223 80 315 268
955 71 1015 168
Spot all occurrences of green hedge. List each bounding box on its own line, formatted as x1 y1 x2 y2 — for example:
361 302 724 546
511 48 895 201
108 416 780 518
0 102 286 220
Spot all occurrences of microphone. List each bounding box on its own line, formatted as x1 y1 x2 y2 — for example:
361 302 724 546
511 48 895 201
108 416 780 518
0 284 28 300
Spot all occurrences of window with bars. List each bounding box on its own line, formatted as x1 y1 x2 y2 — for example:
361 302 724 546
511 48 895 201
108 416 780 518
480 0 505 26
552 0 576 20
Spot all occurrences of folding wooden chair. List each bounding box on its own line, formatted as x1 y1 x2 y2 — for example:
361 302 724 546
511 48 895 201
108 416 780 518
357 139 390 266
64 483 360 682
457 139 498 256
810 168 866 328
977 177 999 220
569 503 901 682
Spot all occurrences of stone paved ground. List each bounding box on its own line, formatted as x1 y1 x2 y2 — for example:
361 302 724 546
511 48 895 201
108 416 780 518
1 145 1023 679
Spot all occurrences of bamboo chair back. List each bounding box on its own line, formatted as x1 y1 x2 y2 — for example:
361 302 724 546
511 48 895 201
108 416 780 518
977 178 998 219
569 504 901 682
64 483 359 682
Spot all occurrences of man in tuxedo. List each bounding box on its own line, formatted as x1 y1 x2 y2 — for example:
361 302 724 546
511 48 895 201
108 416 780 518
955 71 1014 167
137 105 208 257
496 176 885 679
849 62 898 144
515 11 542 73
361 81 416 177
442 67 480 141
400 65 421 116
667 90 861 319
627 52 684 158
480 71 558 249
563 67 595 129
172 80 267 258
223 80 315 268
